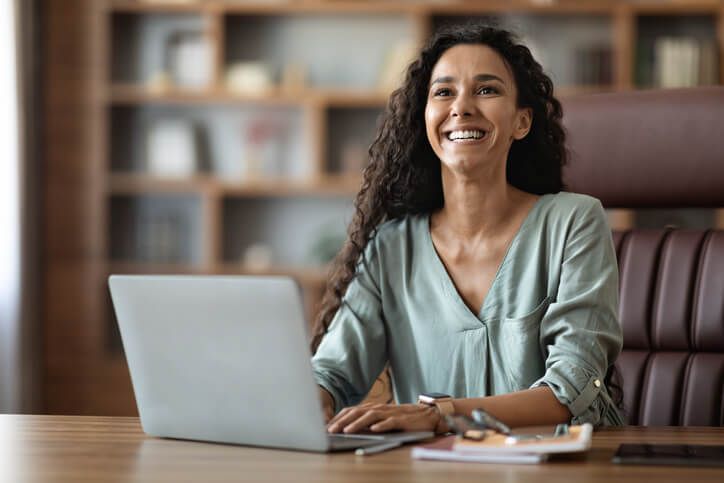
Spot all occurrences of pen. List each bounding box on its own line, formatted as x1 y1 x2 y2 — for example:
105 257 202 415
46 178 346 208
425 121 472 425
355 440 403 456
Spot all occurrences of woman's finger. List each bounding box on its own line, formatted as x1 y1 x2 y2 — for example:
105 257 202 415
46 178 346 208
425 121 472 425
369 416 402 432
327 404 379 432
327 403 439 433
340 408 387 434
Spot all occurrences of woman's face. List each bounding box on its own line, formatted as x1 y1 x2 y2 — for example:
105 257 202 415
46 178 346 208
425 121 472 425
424 43 532 177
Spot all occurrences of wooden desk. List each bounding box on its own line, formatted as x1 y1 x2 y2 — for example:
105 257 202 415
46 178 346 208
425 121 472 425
2 415 723 482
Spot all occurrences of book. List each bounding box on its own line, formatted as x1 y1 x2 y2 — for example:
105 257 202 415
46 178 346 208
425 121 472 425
411 436 546 464
454 423 593 455
654 37 708 88
412 424 593 464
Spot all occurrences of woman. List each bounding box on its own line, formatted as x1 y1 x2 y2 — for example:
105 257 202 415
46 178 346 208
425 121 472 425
311 24 624 435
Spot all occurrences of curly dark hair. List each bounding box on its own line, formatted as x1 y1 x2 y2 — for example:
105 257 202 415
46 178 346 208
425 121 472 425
311 23 623 412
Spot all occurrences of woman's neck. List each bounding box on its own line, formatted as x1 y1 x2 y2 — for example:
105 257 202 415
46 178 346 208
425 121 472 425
432 166 527 244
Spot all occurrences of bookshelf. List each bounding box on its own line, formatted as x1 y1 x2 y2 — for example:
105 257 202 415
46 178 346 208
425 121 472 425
44 0 724 415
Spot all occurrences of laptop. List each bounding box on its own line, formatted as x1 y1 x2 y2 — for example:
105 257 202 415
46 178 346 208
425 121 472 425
108 275 433 452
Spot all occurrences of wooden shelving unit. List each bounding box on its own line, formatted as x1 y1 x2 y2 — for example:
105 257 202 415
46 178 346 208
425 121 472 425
107 172 363 196
43 0 724 416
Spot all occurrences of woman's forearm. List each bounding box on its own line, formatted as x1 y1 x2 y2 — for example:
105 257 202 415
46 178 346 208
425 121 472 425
450 386 571 428
318 386 335 423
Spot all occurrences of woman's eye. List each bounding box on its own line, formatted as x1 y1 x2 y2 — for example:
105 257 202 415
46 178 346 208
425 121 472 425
478 86 498 95
433 88 452 97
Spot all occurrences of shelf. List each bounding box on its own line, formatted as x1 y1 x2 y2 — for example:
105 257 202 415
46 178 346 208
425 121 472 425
107 261 203 275
628 3 722 16
108 84 307 106
106 0 217 14
109 0 722 16
108 173 362 197
107 84 390 107
316 89 390 107
107 0 420 15
107 173 216 194
219 175 361 197
425 2 615 15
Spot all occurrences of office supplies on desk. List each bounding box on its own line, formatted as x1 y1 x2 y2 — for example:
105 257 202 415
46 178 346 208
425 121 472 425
504 423 570 444
355 440 403 456
472 408 512 435
413 424 592 464
412 436 545 464
445 414 487 441
453 423 593 455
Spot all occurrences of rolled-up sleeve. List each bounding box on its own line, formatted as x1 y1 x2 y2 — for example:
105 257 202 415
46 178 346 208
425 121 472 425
529 199 624 426
311 241 387 413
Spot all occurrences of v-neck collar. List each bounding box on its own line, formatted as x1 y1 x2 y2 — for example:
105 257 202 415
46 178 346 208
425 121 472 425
425 193 551 322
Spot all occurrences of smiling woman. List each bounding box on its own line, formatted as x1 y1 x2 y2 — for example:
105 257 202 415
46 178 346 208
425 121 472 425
310 24 623 436
425 44 533 181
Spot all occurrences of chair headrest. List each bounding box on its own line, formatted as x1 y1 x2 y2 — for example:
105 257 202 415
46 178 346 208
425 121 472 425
561 86 724 209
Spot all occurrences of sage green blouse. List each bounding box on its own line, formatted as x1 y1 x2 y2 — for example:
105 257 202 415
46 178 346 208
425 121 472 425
312 192 624 426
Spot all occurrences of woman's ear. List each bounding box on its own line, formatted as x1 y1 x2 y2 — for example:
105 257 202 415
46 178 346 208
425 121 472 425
513 107 533 140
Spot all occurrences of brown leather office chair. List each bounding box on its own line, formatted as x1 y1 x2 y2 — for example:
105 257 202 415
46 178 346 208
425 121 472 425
562 86 724 426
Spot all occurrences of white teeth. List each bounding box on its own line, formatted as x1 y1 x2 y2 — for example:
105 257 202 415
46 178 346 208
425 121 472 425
447 130 486 141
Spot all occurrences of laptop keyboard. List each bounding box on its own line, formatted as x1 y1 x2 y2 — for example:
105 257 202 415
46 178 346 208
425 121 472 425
328 434 386 443
327 433 388 450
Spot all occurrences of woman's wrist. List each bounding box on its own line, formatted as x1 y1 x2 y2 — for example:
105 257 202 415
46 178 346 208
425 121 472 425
417 393 456 434
433 407 452 434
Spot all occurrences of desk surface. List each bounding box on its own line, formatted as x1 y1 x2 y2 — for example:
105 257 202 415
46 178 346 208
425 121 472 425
3 415 724 482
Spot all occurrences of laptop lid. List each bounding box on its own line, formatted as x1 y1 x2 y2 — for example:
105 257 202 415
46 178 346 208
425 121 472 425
109 274 330 452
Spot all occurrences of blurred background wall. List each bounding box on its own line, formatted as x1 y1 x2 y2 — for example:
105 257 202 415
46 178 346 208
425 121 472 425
0 0 43 413
3 0 723 415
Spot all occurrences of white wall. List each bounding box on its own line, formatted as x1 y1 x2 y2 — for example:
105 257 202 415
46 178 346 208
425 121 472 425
0 0 22 412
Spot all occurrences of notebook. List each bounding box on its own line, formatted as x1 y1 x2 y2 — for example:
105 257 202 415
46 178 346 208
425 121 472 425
108 275 433 453
412 436 546 464
453 423 593 455
412 424 593 463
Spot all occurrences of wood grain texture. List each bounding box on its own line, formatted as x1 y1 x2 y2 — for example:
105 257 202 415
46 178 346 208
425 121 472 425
718 6 724 85
613 4 634 91
3 416 724 483
45 0 107 415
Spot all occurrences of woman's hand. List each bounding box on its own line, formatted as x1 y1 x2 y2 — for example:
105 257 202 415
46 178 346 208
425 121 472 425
326 403 442 434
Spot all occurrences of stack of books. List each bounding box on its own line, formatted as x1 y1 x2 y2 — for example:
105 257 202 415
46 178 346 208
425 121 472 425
652 37 718 88
411 423 593 464
575 46 613 87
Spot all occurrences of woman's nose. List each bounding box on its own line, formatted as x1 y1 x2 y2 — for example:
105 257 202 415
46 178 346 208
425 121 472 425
451 93 473 117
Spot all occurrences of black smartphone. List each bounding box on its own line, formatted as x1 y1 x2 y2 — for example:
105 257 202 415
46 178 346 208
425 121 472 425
612 443 724 467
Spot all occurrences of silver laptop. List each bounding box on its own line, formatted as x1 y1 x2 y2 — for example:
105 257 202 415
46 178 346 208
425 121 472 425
108 275 433 452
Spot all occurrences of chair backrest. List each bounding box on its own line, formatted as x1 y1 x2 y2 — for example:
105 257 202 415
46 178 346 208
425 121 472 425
562 87 724 426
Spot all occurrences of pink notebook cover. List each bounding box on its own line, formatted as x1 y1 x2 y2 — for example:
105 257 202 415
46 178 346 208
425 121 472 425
411 436 545 464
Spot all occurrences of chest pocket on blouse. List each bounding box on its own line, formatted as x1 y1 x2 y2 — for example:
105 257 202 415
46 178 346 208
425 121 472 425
500 296 551 390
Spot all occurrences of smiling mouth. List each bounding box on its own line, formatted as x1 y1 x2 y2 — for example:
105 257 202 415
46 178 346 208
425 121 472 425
446 129 487 142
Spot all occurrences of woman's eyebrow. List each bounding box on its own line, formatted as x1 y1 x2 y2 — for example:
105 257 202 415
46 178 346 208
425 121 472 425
430 73 505 86
430 75 454 86
474 73 505 84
